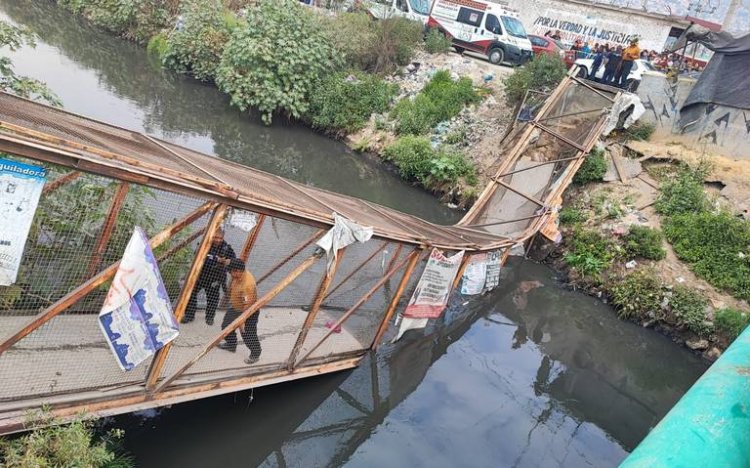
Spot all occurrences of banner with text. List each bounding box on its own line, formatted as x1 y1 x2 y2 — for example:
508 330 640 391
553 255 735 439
0 158 46 286
404 248 464 319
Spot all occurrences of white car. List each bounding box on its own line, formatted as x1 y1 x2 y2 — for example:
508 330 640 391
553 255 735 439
574 58 663 92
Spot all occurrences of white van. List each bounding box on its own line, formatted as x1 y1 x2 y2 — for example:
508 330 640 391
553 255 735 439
427 0 533 65
368 0 433 24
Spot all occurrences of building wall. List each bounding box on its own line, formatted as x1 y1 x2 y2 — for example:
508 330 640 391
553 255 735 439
636 74 750 159
508 0 679 51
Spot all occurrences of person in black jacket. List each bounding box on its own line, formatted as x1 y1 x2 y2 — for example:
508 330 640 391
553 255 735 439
182 228 236 325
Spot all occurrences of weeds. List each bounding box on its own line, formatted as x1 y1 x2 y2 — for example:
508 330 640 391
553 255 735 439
623 225 666 261
715 308 750 341
503 53 567 104
610 270 663 320
563 228 619 279
383 136 476 188
573 147 607 185
559 207 587 225
424 27 451 54
622 121 655 141
670 286 711 337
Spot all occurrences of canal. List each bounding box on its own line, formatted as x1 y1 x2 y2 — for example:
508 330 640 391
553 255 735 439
0 1 708 466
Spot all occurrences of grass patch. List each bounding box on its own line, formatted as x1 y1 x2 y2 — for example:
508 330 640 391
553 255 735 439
382 136 476 188
655 167 709 216
307 71 397 134
559 206 587 225
563 227 619 279
610 270 663 320
623 225 666 261
623 121 655 141
715 308 750 341
393 70 479 135
424 27 452 54
573 148 607 185
670 286 711 337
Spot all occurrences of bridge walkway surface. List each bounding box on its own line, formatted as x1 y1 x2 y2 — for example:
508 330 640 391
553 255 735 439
0 72 618 433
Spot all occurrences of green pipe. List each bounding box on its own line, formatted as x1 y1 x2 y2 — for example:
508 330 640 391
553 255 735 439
622 328 750 467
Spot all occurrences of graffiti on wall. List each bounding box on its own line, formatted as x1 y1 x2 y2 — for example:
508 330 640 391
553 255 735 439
532 16 638 45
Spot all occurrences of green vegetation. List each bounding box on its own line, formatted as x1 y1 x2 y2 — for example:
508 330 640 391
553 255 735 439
655 166 709 216
146 32 168 59
610 270 663 320
573 147 607 185
503 53 567 104
216 0 341 124
307 71 397 134
424 28 452 54
670 285 711 337
383 136 476 189
393 71 479 135
0 415 132 467
563 227 619 279
0 21 60 106
325 12 423 74
623 121 655 141
715 308 750 341
58 0 170 43
559 206 587 225
163 0 232 82
623 225 666 260
443 125 468 145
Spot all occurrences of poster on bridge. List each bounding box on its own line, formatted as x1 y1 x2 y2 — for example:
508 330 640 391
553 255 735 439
98 227 179 371
0 157 46 286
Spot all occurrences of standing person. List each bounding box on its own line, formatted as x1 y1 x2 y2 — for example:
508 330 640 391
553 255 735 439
588 44 606 80
602 45 622 85
551 30 562 40
183 228 236 325
619 38 641 89
581 41 591 56
218 259 262 364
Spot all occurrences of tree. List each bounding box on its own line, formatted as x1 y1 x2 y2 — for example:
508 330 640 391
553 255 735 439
0 21 60 106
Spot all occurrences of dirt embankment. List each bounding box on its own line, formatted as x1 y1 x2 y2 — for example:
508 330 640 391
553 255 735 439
347 51 516 206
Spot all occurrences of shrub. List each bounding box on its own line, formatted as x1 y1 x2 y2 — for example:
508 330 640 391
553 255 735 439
0 415 132 467
0 21 60 106
559 207 587 225
164 0 231 82
663 211 750 300
383 136 476 188
325 13 422 74
610 270 664 320
216 0 341 124
393 71 478 134
573 147 607 184
656 168 708 216
715 308 750 341
503 53 567 104
670 286 711 336
623 225 666 260
425 28 452 54
623 121 655 141
146 32 168 59
307 71 397 134
563 228 618 279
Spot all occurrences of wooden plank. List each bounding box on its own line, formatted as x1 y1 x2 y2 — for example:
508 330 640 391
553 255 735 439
239 214 266 262
145 204 229 389
0 201 218 356
42 171 81 194
85 182 130 279
286 250 346 370
294 253 413 367
153 253 323 393
370 249 422 349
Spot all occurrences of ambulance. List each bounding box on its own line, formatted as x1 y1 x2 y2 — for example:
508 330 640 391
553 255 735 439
427 0 533 65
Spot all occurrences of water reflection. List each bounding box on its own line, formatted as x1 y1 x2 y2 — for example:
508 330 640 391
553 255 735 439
0 0 460 224
115 259 705 467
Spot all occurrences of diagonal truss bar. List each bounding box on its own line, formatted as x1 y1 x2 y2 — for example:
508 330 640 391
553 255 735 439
42 170 81 194
153 253 323 393
494 179 545 207
256 229 325 285
468 212 547 229
294 253 413 368
323 241 388 301
0 201 218 356
370 249 420 349
529 121 587 152
570 76 616 103
239 214 266 262
146 204 229 389
494 156 582 180
86 182 130 278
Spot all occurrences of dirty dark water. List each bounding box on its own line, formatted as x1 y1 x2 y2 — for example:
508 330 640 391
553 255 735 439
0 1 708 466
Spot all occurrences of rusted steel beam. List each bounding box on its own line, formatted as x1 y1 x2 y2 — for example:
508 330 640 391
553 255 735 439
468 212 547 229
146 204 229 389
530 121 587 152
538 108 603 123
294 253 413 367
370 249 422 350
140 134 231 186
494 156 582 180
570 76 616 103
239 214 266 262
385 244 403 274
323 241 388 301
156 228 205 262
0 201 218 356
256 229 324 284
286 250 346 370
363 201 427 242
495 179 545 207
85 182 130 279
153 253 323 393
42 171 81 194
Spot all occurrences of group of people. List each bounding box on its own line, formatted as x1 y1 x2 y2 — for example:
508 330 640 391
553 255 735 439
181 228 262 365
585 39 642 88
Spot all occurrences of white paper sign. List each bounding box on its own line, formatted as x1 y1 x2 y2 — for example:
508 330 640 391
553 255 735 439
228 209 258 232
460 253 487 295
0 158 46 286
484 250 502 291
98 227 179 371
404 248 464 319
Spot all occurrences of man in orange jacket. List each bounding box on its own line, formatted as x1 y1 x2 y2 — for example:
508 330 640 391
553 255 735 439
618 38 641 89
218 259 262 364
